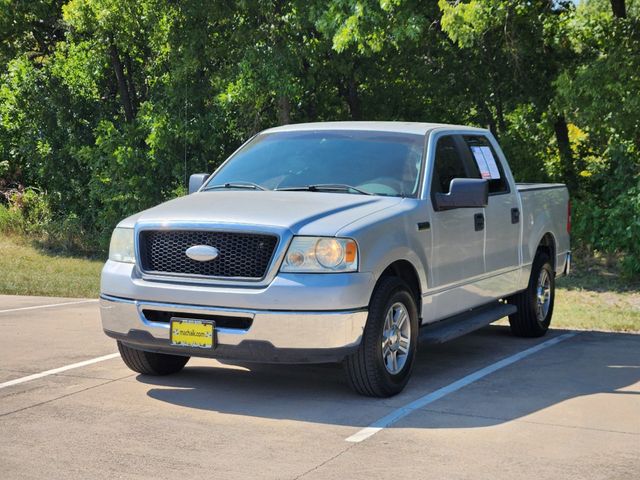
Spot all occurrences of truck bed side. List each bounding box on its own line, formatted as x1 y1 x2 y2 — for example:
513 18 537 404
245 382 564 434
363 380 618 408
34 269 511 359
517 183 570 277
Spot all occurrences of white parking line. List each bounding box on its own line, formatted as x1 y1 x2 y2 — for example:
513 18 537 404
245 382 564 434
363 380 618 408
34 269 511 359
0 353 120 390
0 299 98 315
345 332 578 443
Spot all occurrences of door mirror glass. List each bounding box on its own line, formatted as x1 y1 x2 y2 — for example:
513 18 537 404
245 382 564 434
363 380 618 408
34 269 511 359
434 178 488 211
189 173 209 194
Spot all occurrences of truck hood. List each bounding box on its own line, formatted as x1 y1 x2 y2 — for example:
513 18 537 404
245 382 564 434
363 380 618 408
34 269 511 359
125 190 403 236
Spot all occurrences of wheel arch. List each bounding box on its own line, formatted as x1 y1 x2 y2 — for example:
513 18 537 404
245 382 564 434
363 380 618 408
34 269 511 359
376 259 423 319
537 232 557 270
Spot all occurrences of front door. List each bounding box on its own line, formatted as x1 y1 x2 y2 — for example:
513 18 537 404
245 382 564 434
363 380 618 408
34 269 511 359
426 134 486 320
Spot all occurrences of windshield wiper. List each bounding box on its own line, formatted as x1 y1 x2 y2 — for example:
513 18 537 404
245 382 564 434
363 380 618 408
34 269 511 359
205 181 266 191
276 184 372 195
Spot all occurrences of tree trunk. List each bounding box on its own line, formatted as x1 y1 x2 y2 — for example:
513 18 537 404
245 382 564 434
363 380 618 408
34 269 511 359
124 53 138 115
553 116 576 191
302 59 317 122
495 97 506 134
480 102 498 137
109 41 134 122
610 0 626 18
277 95 291 125
305 100 317 122
346 77 361 120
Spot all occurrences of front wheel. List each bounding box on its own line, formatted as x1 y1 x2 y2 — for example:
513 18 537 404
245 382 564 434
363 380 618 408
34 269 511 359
344 277 419 397
117 341 190 375
507 251 555 337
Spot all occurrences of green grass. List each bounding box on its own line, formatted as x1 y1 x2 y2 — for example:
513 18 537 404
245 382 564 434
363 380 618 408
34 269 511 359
0 235 638 332
552 285 640 332
552 259 640 332
0 235 103 298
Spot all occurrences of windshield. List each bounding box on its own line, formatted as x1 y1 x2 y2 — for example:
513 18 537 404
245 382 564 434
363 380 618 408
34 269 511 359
205 130 425 197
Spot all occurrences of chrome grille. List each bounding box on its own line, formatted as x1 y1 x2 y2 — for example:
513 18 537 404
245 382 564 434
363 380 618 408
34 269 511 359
139 230 278 279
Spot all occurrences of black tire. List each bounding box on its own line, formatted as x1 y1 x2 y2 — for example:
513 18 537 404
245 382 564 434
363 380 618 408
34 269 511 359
507 251 555 337
344 276 419 397
117 341 190 375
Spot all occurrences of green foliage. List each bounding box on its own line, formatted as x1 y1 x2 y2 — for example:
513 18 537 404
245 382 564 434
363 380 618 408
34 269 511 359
499 105 551 183
571 143 640 277
551 5 640 276
0 188 52 235
0 0 639 276
0 188 96 254
0 203 23 234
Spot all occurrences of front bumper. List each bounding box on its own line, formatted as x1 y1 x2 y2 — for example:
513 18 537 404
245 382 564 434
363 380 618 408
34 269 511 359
100 294 368 363
101 260 375 311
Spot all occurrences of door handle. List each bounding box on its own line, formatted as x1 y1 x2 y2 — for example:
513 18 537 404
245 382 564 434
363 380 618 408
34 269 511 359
474 213 484 231
511 208 520 224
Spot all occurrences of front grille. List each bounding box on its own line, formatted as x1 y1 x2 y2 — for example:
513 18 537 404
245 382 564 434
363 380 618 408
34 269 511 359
139 230 278 279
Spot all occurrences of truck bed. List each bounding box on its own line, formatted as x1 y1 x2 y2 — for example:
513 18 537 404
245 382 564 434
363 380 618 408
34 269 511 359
516 182 570 275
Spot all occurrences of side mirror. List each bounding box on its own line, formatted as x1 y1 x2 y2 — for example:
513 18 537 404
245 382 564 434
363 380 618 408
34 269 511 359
434 178 488 211
189 173 210 194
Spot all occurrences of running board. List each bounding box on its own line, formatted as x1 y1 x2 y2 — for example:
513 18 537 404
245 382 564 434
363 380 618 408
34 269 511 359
419 302 517 344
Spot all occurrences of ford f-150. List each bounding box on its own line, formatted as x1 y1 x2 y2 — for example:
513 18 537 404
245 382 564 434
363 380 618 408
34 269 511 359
100 122 570 397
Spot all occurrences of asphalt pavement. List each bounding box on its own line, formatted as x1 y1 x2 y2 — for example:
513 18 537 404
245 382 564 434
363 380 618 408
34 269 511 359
0 294 638 479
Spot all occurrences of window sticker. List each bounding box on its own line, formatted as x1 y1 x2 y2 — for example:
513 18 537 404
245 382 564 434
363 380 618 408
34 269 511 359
470 146 501 179
470 146 491 179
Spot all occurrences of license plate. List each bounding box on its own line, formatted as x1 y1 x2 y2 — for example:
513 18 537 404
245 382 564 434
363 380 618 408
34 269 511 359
170 318 214 349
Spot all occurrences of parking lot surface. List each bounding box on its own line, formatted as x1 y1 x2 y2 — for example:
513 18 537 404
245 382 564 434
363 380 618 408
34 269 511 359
1 294 638 479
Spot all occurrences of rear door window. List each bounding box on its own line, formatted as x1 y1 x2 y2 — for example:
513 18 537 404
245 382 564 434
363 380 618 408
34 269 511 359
462 135 509 194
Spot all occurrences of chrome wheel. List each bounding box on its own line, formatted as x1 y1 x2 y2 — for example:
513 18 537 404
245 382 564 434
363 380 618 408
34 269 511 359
535 268 551 322
382 302 411 375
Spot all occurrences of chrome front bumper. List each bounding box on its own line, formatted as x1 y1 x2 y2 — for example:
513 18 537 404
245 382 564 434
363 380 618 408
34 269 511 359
100 294 368 363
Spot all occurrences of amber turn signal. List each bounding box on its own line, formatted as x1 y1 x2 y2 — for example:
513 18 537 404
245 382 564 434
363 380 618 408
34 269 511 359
344 240 357 263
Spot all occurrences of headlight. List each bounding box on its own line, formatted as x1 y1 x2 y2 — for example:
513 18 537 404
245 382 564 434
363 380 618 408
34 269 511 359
281 237 358 273
108 227 135 263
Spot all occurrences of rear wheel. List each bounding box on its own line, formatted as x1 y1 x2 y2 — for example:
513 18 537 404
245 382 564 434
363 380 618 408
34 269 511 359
507 251 555 337
344 277 419 397
117 341 189 375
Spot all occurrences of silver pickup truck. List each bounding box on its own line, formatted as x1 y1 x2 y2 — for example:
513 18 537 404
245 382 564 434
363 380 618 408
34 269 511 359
100 122 570 397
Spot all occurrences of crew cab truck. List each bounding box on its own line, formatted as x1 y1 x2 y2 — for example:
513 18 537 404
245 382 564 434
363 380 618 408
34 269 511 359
101 122 570 397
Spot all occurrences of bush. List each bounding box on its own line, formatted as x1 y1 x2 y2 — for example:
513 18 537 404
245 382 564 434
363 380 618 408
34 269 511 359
572 177 640 278
0 188 100 257
0 202 25 234
0 187 52 235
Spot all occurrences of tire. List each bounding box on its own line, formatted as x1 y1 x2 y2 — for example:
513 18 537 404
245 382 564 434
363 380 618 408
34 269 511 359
117 341 190 375
344 276 419 397
507 251 555 337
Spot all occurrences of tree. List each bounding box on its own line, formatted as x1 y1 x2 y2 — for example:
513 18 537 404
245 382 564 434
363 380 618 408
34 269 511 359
0 0 639 275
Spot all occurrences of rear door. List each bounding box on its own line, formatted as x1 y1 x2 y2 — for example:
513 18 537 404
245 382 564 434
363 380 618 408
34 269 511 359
461 135 521 296
426 134 486 319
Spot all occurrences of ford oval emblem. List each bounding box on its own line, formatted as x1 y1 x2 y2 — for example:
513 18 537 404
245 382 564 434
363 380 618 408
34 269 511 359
185 245 219 262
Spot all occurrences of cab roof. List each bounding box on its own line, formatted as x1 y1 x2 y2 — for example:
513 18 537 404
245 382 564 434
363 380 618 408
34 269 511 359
262 121 488 136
